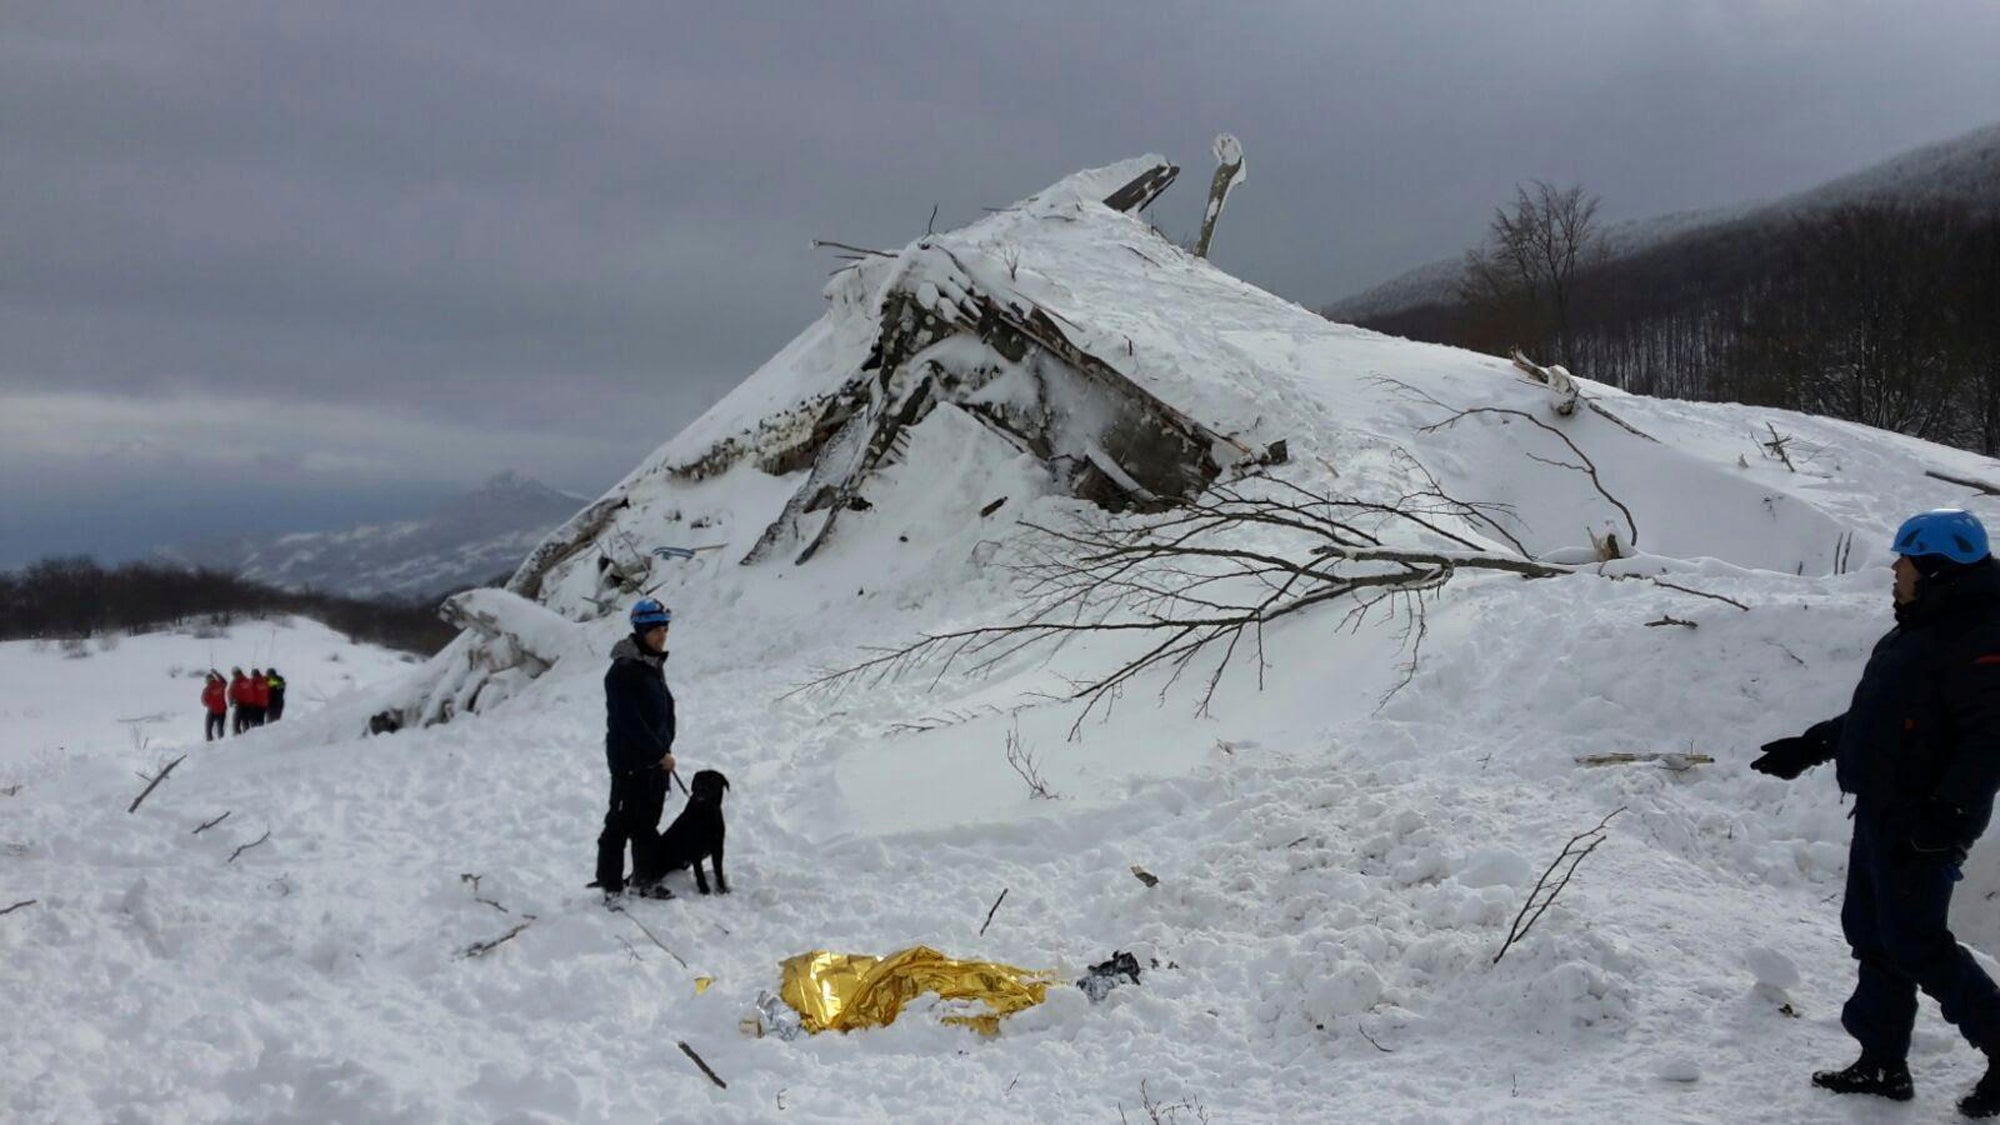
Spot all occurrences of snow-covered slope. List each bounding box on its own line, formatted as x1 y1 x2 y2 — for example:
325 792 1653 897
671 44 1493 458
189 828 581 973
11 158 2000 1121
1328 119 2000 321
160 472 587 601
0 617 416 777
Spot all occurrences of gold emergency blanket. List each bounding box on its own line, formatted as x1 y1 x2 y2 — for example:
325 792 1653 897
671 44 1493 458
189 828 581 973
779 946 1053 1036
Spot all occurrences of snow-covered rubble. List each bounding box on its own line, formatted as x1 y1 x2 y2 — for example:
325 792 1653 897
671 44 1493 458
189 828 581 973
10 157 2000 1120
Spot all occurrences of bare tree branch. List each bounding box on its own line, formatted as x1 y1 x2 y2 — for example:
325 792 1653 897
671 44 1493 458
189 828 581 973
1493 807 1624 964
979 888 1010 937
618 910 689 969
128 754 187 814
1005 725 1058 798
461 919 535 959
1418 404 1639 548
227 830 271 864
191 811 232 835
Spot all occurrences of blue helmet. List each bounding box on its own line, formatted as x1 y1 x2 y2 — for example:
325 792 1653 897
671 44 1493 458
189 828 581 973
629 598 673 630
1892 509 1990 564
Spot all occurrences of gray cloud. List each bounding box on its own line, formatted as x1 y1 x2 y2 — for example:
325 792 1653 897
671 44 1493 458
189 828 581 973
6 0 1999 562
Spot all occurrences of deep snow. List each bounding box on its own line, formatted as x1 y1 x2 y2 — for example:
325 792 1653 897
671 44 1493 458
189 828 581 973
10 162 2000 1122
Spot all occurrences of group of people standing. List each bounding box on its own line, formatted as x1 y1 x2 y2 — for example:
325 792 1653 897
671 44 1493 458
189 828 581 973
200 667 286 740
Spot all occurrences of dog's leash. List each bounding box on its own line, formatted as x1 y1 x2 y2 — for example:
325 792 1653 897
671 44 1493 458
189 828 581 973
669 766 691 796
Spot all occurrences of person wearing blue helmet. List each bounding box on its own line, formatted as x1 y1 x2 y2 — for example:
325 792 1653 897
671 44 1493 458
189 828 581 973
592 598 678 901
1754 509 2000 1116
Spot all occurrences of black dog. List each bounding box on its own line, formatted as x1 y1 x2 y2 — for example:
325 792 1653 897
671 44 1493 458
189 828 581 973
649 769 730 895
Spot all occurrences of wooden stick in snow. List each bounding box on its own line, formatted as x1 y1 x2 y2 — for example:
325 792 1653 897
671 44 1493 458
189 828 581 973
191 811 232 835
979 888 1009 937
1575 752 1713 770
0 899 35 918
227 830 271 864
127 754 187 814
678 1041 728 1089
810 239 892 258
619 911 689 969
1926 469 2000 496
461 920 534 959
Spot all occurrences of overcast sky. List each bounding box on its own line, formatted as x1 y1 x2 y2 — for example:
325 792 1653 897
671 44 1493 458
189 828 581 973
5 1 1998 567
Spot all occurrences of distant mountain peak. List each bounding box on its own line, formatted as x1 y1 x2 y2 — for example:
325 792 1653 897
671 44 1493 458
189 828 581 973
160 471 593 601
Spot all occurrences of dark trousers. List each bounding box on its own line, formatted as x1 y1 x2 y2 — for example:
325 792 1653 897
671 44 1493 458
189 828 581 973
205 713 225 741
595 767 668 892
232 707 248 734
268 696 284 722
1841 814 2000 1059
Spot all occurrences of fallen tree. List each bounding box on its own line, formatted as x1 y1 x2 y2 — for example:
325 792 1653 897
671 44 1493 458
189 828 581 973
798 458 1747 734
799 472 1568 735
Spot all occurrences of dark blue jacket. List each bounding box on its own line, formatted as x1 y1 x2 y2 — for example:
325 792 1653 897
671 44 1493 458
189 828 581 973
1813 560 2000 848
605 635 675 775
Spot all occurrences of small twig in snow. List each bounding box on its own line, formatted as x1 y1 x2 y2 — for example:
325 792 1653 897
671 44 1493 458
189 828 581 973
1762 423 1797 471
1493 807 1625 964
127 754 187 814
191 811 232 835
461 919 535 959
0 899 36 918
460 873 510 913
619 910 689 969
1644 616 1698 629
1357 1023 1395 1053
227 830 272 864
979 888 1010 937
1624 575 1749 611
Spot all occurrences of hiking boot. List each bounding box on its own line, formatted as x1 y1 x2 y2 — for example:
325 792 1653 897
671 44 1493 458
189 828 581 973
1812 1055 1913 1102
1962 1058 2000 1118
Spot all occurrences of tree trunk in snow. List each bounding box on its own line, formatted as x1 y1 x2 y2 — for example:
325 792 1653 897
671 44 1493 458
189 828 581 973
437 588 586 677
505 495 629 601
1511 349 1580 417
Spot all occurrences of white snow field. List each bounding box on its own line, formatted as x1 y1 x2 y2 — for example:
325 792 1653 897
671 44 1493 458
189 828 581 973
10 160 2000 1122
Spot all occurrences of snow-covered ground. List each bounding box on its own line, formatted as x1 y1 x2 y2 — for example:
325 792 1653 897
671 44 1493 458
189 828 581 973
11 162 2000 1122
0 616 416 777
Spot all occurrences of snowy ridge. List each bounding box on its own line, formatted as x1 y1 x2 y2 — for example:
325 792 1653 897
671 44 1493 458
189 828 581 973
1327 118 2000 321
12 157 2000 1120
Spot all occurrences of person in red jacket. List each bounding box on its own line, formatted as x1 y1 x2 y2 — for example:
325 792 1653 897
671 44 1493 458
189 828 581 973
248 668 270 727
228 668 250 734
201 671 228 742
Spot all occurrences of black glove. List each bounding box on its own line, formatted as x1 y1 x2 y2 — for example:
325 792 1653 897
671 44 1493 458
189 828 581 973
1751 735 1831 780
1908 800 1971 865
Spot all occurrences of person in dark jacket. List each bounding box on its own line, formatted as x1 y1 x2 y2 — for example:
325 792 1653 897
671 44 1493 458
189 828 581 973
201 671 228 742
248 669 269 727
1755 509 2000 1117
265 668 287 723
593 598 678 900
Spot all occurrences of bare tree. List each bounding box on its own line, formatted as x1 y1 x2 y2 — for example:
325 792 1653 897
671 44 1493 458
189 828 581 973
1460 181 1603 365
